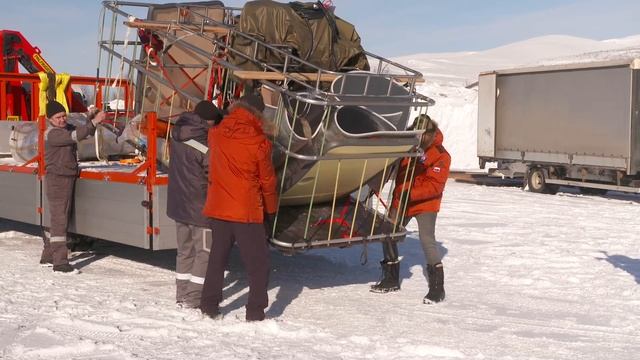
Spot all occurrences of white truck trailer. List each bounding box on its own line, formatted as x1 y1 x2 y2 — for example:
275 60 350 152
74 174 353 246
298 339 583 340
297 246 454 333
477 59 640 194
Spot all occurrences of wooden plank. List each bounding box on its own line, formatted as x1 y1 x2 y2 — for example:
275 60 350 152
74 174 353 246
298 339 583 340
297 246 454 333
233 71 338 82
391 75 425 83
123 20 229 36
233 70 424 83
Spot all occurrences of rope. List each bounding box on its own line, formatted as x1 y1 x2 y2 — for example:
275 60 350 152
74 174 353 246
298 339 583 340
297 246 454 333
163 93 176 163
360 242 368 265
94 122 105 162
373 190 389 211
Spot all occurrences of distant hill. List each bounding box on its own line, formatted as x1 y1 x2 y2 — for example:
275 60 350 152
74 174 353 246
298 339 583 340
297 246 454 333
392 34 640 86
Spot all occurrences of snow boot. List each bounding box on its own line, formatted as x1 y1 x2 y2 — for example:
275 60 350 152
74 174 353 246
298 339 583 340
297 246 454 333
53 263 75 273
370 260 400 293
51 242 74 273
246 310 265 322
200 304 221 320
424 263 445 304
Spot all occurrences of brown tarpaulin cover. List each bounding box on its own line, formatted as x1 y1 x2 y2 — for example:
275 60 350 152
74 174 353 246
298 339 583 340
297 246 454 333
229 0 370 72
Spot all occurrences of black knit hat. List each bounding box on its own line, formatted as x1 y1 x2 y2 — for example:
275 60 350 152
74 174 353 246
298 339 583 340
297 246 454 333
46 101 66 118
194 100 223 123
239 93 265 113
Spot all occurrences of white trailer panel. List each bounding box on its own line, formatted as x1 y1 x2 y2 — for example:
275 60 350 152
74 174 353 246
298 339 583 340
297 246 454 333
0 172 40 225
152 184 178 250
477 73 497 158
42 180 151 248
479 59 640 175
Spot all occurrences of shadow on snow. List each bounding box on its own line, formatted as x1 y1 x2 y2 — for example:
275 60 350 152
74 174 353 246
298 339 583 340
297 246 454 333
599 251 640 285
0 218 447 316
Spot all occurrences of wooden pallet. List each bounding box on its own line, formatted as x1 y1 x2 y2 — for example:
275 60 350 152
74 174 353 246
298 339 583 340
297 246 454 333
233 70 424 83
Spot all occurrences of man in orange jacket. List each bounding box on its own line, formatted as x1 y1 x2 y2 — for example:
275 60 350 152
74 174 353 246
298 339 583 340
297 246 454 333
371 115 451 304
200 93 278 321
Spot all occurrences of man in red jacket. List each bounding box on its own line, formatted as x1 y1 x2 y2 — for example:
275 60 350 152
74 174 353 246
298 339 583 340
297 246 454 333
200 93 278 321
371 114 451 304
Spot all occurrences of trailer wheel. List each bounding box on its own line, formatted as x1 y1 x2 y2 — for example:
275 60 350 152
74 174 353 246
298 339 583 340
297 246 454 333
527 167 558 194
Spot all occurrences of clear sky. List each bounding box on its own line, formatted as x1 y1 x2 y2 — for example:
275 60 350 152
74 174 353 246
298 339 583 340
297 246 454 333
1 0 639 76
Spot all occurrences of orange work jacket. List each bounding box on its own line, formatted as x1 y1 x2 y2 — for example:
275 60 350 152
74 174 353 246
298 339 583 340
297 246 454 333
202 106 278 223
392 129 450 217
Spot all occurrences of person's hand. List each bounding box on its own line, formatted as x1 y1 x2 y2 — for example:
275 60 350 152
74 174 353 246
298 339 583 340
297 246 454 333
92 111 106 126
86 105 100 118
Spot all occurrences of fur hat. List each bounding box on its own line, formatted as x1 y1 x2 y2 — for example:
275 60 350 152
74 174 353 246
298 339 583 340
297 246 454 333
194 100 223 123
409 114 437 133
239 93 265 113
46 101 67 118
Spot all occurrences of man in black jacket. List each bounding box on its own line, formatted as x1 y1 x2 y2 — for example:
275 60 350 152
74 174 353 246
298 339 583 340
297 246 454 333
167 100 222 308
41 100 105 273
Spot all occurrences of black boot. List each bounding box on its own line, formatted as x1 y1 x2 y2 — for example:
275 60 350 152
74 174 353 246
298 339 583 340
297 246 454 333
424 263 445 304
370 260 400 293
53 264 75 273
51 242 75 273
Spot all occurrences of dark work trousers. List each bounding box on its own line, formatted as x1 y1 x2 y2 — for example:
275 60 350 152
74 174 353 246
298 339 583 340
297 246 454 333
200 219 270 321
40 228 53 264
175 222 210 307
44 174 76 266
383 212 441 265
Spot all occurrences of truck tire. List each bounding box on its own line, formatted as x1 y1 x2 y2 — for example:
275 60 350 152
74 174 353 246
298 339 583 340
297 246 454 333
527 167 558 194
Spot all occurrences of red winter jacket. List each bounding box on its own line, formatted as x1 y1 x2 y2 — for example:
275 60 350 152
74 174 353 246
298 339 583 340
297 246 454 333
202 105 278 223
391 129 450 217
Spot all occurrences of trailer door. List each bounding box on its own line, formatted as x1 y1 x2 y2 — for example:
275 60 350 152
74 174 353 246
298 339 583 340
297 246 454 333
478 73 497 158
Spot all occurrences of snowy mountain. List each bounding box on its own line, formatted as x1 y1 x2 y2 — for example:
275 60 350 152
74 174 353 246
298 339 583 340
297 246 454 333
392 34 640 170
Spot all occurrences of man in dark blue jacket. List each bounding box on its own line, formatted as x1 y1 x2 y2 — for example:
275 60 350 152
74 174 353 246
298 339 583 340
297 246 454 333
167 100 222 308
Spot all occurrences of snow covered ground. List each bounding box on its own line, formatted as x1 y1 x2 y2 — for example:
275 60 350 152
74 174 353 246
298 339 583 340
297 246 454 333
1 181 639 360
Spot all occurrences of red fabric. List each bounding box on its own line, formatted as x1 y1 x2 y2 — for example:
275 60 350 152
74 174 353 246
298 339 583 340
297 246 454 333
392 129 450 216
202 106 278 223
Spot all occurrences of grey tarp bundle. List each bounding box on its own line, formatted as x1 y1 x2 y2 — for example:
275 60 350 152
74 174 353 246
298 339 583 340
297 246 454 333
229 0 370 72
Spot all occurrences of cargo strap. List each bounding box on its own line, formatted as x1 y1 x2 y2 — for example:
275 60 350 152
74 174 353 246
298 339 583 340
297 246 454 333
373 190 389 211
314 199 361 238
